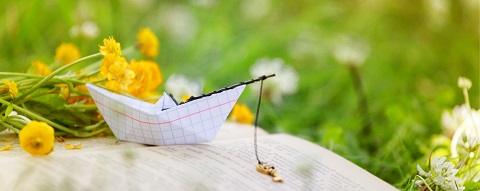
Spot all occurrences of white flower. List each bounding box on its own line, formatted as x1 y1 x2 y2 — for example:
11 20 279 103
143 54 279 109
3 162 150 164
333 36 370 67
450 107 480 157
457 76 472 90
466 135 479 152
249 58 299 105
442 104 476 136
417 164 430 177
69 21 99 40
159 5 197 44
416 156 464 191
241 0 271 21
165 74 203 102
424 0 450 28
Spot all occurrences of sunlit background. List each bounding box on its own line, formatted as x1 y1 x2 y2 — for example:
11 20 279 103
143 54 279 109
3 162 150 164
1 0 478 187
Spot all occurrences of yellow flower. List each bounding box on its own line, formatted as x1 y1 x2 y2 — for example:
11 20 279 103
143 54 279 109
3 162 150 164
30 61 52 76
19 121 55 156
128 60 163 97
230 103 254 124
100 54 125 78
54 43 81 66
182 95 191 102
103 59 135 91
1 80 18 98
136 28 159 58
99 36 122 56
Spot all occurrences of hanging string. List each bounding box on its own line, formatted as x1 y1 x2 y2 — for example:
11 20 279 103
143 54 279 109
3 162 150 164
254 75 267 164
175 74 275 165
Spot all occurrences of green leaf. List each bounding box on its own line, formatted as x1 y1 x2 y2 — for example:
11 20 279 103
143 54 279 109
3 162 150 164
4 103 13 117
30 88 66 110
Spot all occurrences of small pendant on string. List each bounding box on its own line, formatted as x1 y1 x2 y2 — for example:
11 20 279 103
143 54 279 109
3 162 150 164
253 74 284 183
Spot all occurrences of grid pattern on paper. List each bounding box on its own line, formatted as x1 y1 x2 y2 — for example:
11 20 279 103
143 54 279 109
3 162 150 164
86 84 245 146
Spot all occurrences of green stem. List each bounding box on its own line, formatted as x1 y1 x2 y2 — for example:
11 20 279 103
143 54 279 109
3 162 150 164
12 53 102 104
64 104 98 110
4 120 24 130
0 72 44 78
415 175 433 191
54 131 68 136
80 127 110 137
24 89 57 101
349 65 372 137
463 88 470 109
77 120 105 132
0 120 19 134
89 78 107 84
0 98 109 138
0 97 78 135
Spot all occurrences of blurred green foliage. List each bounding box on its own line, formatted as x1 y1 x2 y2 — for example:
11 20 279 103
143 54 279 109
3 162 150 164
0 0 478 187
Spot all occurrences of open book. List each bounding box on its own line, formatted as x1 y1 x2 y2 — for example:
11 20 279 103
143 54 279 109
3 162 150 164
0 122 396 191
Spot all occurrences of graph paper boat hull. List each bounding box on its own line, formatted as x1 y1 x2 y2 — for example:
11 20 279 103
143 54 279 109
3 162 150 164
86 84 245 146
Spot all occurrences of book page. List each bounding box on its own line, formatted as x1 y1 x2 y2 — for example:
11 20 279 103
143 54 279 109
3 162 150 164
0 134 395 191
0 121 268 158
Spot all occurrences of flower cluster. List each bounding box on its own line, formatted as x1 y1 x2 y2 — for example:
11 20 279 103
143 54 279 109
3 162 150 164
98 28 162 97
0 26 292 157
415 156 464 191
0 27 163 156
410 76 479 190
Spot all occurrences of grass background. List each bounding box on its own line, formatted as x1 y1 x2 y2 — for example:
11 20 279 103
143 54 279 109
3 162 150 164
1 0 478 187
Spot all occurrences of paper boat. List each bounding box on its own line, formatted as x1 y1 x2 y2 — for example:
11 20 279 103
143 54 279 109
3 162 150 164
86 83 246 146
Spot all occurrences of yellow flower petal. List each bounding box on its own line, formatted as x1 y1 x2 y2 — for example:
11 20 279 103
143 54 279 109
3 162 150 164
56 136 65 142
99 36 122 56
128 60 163 98
182 95 191 102
0 144 12 151
104 59 135 91
1 80 18 99
65 143 82 150
30 61 52 76
19 121 55 156
136 28 159 58
54 43 81 66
